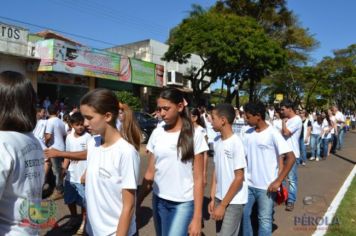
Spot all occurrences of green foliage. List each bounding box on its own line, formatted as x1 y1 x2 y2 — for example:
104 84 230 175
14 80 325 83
261 44 356 111
165 10 285 103
217 0 318 64
115 91 142 111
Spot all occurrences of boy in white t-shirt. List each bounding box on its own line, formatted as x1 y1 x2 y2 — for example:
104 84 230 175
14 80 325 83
45 112 90 234
45 105 66 197
280 100 302 212
242 102 295 236
208 104 247 236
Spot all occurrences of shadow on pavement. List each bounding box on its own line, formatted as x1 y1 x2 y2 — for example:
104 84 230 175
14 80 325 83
333 153 356 165
137 206 153 230
44 215 80 236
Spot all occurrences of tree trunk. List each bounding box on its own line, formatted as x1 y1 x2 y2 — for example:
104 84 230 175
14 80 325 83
249 78 255 102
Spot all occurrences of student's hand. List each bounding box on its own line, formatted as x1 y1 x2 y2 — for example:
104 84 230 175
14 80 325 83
212 204 226 221
208 199 215 215
188 217 201 236
44 148 61 158
267 179 282 193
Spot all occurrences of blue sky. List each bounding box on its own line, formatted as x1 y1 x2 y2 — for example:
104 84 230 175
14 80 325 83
1 0 355 63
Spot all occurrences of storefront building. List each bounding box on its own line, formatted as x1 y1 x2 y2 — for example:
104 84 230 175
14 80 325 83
30 36 163 110
0 22 40 88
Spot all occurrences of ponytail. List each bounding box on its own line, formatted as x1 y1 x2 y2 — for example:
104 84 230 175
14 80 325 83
178 107 195 163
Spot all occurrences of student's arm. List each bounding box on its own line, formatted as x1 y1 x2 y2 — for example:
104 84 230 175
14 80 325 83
44 133 52 146
305 122 312 143
62 158 70 170
278 155 285 175
188 153 204 236
281 118 292 137
267 151 295 192
116 189 135 236
208 169 216 215
203 151 208 187
212 169 244 221
44 149 87 160
136 152 155 207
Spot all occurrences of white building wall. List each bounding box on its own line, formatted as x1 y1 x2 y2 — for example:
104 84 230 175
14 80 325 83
0 54 27 74
107 39 211 92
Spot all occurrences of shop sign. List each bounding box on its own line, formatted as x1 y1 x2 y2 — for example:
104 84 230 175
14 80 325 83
35 39 121 80
276 93 284 101
130 58 164 87
37 73 89 87
0 22 29 56
35 39 164 87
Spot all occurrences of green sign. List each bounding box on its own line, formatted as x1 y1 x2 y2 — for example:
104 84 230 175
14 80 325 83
130 58 156 86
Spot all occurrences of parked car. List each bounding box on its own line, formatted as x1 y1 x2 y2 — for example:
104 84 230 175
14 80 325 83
134 111 158 143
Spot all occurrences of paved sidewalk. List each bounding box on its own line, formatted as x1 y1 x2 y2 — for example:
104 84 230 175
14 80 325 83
42 131 356 235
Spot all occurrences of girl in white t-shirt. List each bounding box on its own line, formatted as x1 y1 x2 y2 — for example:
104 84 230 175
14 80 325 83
190 108 209 186
80 89 140 236
0 71 45 235
137 88 208 236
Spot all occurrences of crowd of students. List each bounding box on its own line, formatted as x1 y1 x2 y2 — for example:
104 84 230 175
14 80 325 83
0 70 352 236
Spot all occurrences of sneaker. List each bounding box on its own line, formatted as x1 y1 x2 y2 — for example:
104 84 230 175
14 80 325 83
316 157 320 162
302 162 306 166
285 202 294 211
309 156 315 161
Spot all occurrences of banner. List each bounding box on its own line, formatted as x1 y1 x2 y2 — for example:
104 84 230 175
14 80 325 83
35 39 164 87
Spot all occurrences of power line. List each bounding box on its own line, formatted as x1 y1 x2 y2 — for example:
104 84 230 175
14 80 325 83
0 16 205 68
0 16 117 47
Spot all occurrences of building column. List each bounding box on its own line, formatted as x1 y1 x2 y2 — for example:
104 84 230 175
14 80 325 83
89 77 96 90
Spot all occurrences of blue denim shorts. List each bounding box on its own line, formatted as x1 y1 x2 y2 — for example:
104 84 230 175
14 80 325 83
64 180 86 208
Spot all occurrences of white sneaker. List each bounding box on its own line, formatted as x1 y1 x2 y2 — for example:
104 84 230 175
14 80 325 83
310 156 315 161
316 157 320 161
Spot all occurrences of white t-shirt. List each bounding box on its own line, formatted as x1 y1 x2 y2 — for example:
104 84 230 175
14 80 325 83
311 121 322 135
284 115 302 158
244 126 292 190
272 119 282 132
321 119 332 139
195 125 207 140
0 131 45 236
202 114 218 144
45 117 66 151
334 111 345 127
85 137 140 236
65 132 91 183
33 119 47 149
147 126 209 202
213 134 247 204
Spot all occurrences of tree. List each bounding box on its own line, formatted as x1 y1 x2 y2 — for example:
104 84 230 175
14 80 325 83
318 44 356 111
115 91 142 111
217 0 318 64
216 0 318 102
164 10 285 105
